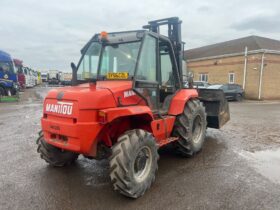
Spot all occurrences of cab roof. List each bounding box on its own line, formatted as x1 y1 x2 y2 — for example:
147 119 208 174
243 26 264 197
0 50 12 62
81 30 146 54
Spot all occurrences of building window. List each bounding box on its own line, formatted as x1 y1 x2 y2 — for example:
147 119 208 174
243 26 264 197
199 73 208 82
229 73 235 84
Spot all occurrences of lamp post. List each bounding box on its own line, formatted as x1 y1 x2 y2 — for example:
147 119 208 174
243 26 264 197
258 52 265 100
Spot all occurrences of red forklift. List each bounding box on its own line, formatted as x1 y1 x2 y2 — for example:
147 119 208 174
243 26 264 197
37 17 230 198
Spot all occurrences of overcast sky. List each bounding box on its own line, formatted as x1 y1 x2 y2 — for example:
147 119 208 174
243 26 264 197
1 0 280 71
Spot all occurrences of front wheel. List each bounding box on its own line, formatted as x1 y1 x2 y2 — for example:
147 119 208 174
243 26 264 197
0 86 6 97
172 99 207 157
109 129 159 198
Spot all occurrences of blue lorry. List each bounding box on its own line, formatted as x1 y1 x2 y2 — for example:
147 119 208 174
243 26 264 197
0 50 18 97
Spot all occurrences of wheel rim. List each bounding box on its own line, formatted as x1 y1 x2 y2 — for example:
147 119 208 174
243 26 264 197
133 146 152 182
192 115 203 144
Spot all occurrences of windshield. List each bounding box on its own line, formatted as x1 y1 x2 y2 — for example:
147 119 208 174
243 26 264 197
77 41 141 80
99 42 141 77
208 85 222 89
77 42 101 80
0 61 14 73
16 66 23 74
194 82 204 86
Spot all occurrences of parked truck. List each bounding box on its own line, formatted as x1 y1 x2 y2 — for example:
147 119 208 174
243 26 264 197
60 72 72 86
23 67 34 88
31 69 37 86
36 71 42 85
0 50 18 98
13 59 25 90
48 70 60 85
41 72 49 83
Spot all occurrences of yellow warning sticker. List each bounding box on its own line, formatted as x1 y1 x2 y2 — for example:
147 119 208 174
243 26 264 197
106 72 129 79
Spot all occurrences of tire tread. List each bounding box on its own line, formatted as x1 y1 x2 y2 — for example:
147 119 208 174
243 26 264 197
36 132 78 167
109 129 159 198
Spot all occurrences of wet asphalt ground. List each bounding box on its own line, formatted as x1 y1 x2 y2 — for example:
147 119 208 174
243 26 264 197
0 87 280 210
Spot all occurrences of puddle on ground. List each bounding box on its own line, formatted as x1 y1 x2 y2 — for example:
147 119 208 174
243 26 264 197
239 148 280 184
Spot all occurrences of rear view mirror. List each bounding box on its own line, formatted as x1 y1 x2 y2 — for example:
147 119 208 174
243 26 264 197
71 62 77 85
71 62 77 72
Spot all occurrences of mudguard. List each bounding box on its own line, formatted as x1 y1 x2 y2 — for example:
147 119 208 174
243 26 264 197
168 89 198 115
198 89 230 129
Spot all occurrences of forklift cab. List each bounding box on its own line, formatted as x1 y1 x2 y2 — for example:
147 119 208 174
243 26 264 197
77 29 181 115
73 17 229 129
133 32 180 114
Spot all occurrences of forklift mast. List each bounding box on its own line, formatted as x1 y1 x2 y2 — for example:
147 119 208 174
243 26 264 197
143 17 184 82
144 17 229 129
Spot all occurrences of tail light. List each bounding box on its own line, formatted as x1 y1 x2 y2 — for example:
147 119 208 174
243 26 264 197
97 111 107 124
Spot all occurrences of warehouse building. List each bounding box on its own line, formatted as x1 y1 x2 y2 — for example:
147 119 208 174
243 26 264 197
185 36 280 100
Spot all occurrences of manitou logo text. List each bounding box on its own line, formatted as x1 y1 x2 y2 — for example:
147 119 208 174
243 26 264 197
124 90 136 98
45 101 73 115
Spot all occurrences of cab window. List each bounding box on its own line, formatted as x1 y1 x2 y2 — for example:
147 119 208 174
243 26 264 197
135 35 157 81
160 42 174 86
134 35 158 111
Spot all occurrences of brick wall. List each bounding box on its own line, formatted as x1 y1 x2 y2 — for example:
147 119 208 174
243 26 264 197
261 54 280 99
186 53 280 100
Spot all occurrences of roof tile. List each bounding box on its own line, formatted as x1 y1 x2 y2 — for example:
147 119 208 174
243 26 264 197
184 36 280 60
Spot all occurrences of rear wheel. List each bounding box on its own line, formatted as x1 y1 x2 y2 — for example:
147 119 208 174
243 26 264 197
0 86 6 97
36 132 78 167
172 99 207 157
109 129 159 198
236 94 243 101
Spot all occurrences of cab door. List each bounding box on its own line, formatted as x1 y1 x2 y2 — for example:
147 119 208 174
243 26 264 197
133 34 159 112
158 38 178 113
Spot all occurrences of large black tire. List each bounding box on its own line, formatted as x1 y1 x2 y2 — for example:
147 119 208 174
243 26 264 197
236 94 243 102
11 87 17 96
109 129 159 198
36 132 78 167
172 99 207 157
0 86 6 97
